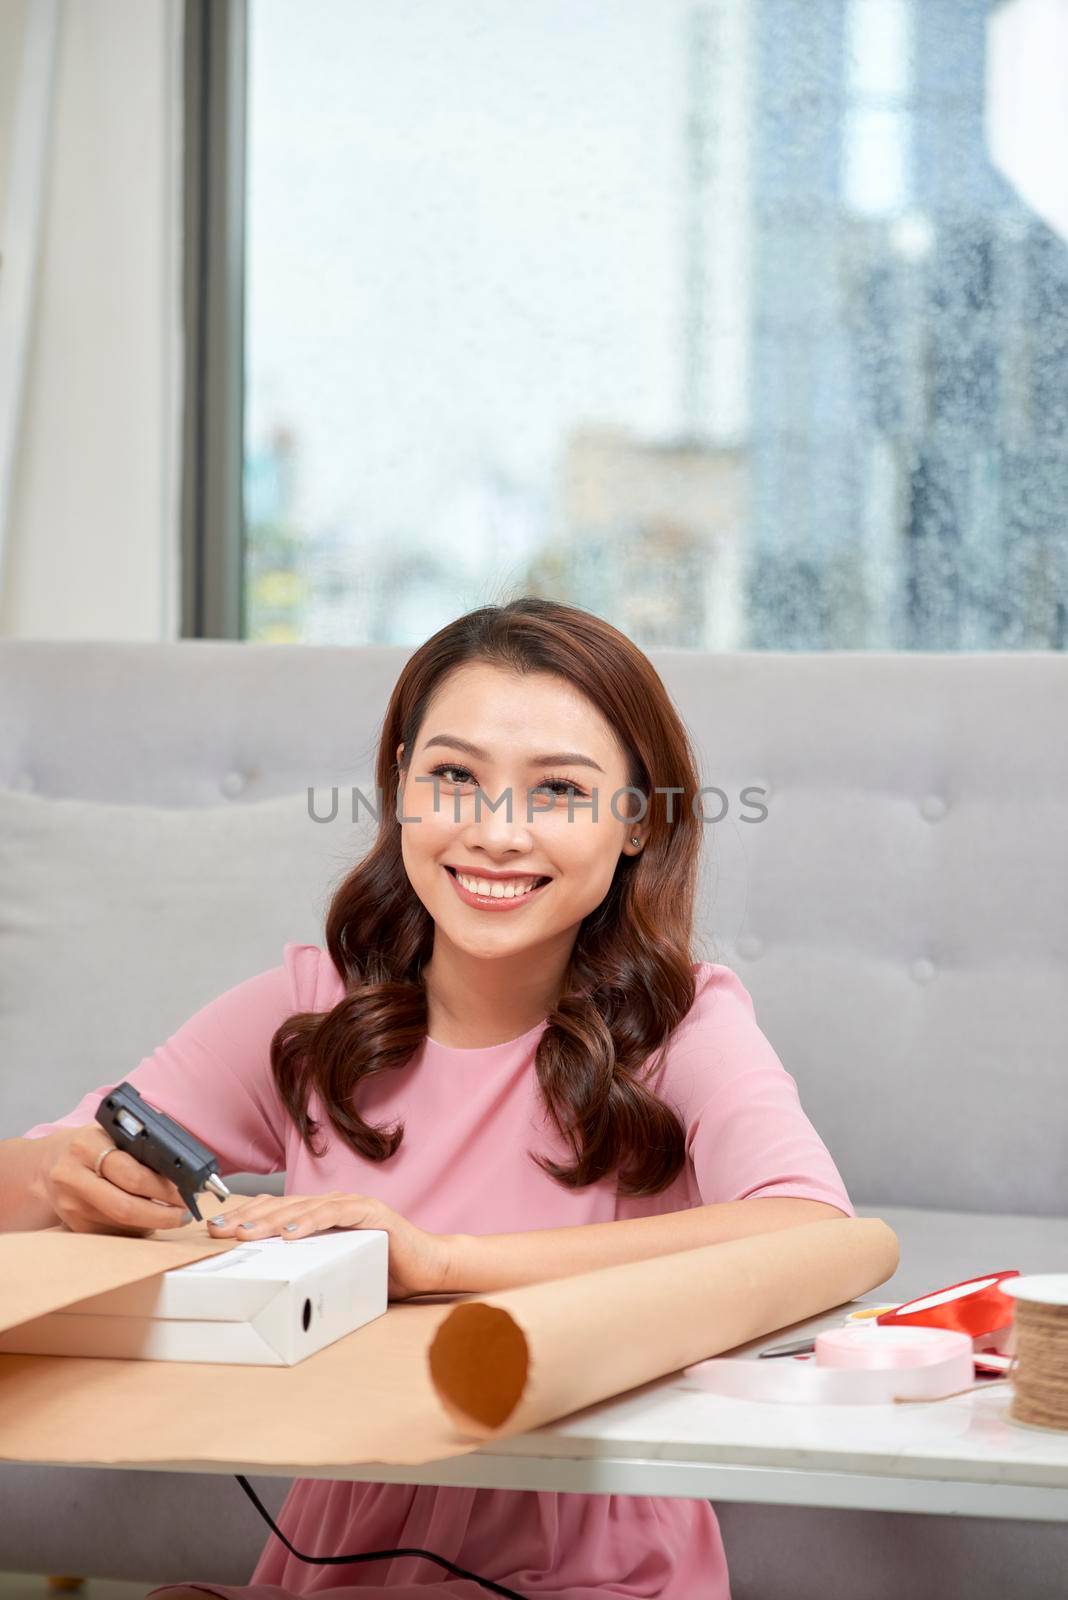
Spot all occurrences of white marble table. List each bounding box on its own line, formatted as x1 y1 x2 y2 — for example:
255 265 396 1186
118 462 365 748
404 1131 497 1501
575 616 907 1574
54 1205 1068 1525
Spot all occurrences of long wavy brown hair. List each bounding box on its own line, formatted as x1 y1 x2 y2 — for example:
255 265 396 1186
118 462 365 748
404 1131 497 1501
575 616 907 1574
269 595 706 1195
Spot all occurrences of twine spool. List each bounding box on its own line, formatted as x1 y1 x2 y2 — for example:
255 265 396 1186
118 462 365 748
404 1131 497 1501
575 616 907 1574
999 1276 1068 1433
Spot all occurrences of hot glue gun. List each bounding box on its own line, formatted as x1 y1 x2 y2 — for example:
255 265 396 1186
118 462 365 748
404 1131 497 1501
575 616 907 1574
94 1082 232 1221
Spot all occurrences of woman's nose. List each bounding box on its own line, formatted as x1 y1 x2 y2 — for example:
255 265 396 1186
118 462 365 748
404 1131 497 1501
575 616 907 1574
461 800 537 848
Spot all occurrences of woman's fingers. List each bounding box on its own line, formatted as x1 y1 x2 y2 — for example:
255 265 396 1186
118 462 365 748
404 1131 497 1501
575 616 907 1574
63 1182 187 1232
37 1127 187 1235
70 1127 186 1209
272 1199 351 1239
208 1194 361 1240
206 1193 292 1235
92 1146 185 1208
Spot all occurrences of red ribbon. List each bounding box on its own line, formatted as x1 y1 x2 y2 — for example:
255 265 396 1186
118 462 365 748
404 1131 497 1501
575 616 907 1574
876 1270 1020 1339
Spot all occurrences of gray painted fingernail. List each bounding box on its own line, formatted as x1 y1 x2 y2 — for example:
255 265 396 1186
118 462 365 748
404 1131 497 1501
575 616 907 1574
209 1216 226 1225
239 1221 254 1228
284 1223 299 1231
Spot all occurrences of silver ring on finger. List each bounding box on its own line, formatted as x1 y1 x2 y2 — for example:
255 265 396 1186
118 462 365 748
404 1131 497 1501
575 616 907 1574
94 1143 119 1179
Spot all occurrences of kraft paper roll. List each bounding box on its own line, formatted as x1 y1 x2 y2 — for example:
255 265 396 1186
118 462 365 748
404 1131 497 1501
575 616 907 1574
0 1215 898 1468
427 1216 899 1440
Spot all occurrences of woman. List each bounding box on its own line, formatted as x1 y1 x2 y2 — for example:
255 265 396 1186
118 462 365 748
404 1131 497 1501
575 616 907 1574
15 596 857 1599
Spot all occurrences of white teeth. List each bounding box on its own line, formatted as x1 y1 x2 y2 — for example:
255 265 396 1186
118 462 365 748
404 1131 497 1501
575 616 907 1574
455 872 541 899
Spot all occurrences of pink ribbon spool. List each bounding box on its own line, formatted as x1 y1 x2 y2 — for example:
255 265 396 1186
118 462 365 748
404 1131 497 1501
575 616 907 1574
815 1325 973 1370
685 1326 976 1404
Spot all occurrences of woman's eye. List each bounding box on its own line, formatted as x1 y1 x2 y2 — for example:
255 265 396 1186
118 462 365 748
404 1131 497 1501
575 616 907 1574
532 778 587 799
428 764 586 799
430 763 475 785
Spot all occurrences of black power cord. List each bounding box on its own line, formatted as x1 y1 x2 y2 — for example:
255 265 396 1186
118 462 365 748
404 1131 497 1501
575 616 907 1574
235 1473 528 1598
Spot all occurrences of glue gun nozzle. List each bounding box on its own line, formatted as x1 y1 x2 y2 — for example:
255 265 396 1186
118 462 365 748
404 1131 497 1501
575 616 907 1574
204 1173 231 1201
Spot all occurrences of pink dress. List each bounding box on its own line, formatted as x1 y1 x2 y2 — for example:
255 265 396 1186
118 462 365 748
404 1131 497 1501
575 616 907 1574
23 943 855 1600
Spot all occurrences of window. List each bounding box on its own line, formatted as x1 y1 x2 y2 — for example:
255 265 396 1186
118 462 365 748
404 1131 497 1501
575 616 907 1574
200 0 1068 649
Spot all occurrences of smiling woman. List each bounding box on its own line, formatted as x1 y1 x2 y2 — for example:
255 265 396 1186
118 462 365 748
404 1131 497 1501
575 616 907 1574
15 595 859 1600
395 657 661 1053
273 595 704 1188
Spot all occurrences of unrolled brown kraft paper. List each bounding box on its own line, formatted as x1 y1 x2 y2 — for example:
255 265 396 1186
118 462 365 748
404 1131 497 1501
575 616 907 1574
0 1229 234 1334
0 1215 897 1469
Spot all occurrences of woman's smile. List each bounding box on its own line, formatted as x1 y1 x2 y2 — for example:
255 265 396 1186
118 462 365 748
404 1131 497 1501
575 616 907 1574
443 863 553 912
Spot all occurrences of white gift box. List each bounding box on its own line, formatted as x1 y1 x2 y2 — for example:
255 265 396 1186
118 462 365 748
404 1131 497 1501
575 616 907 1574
0 1229 389 1366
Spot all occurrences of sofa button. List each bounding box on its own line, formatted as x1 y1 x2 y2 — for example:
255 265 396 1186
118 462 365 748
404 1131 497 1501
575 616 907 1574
919 794 947 822
737 933 763 960
219 770 246 798
910 957 936 984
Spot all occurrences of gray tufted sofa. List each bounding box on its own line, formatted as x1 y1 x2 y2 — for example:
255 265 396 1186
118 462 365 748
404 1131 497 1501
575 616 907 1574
0 639 1066 1598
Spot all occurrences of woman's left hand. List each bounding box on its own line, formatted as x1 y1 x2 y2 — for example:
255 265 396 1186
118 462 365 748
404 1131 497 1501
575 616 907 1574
205 1191 453 1301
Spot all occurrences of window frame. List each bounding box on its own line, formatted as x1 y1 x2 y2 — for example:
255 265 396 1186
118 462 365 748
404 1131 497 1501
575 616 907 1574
181 0 248 640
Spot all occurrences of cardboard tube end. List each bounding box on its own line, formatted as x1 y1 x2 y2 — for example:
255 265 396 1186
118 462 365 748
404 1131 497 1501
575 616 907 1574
428 1301 530 1435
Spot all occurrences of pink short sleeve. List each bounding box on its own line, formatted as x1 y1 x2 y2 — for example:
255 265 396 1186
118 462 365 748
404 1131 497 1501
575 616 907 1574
659 963 856 1216
19 941 327 1175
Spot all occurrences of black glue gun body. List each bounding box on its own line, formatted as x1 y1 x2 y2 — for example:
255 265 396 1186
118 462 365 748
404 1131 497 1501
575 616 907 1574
94 1082 231 1221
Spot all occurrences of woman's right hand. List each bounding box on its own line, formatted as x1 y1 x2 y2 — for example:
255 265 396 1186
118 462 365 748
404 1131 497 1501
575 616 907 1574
37 1124 189 1236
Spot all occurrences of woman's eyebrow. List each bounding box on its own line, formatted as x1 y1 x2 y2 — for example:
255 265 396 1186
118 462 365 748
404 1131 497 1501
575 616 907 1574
422 734 605 773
